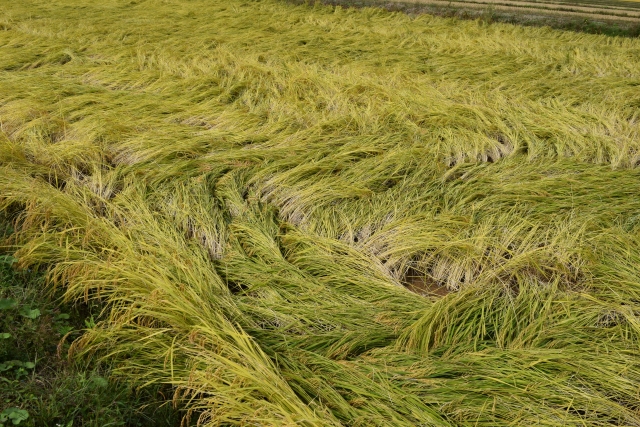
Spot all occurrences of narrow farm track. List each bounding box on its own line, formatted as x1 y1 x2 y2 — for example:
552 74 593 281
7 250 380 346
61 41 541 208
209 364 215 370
1 0 640 426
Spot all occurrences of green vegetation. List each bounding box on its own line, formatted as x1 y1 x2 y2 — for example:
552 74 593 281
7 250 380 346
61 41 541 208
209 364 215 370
0 216 182 426
1 0 640 425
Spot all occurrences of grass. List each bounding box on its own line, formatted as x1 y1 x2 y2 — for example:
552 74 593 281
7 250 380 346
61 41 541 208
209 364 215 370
1 0 640 425
0 214 184 427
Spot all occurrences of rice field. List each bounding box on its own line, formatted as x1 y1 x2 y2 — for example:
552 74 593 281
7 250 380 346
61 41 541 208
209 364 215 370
389 0 640 22
402 0 640 22
328 0 640 35
1 0 640 425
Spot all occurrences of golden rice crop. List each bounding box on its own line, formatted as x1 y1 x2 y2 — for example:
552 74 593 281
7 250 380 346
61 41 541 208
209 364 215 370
1 0 640 425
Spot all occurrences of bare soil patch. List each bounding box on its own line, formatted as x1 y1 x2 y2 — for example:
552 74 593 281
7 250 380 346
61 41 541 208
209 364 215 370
403 269 451 297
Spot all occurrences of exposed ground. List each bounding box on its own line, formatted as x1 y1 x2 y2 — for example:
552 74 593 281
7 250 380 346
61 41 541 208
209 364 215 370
2 0 640 426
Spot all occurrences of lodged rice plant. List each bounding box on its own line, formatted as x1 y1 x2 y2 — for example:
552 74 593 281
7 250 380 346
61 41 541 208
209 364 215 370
1 0 640 425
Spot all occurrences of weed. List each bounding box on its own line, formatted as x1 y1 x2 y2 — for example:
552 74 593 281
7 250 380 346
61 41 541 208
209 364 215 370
0 216 183 427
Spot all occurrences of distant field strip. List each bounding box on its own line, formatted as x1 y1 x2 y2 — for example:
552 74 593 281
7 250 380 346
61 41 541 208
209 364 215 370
409 0 640 21
395 0 640 22
426 0 640 16
450 0 640 10
2 0 640 426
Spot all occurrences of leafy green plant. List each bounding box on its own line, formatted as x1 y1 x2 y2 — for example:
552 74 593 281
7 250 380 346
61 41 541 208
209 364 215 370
0 299 16 311
0 217 183 426
0 408 29 426
0 361 35 380
17 308 39 320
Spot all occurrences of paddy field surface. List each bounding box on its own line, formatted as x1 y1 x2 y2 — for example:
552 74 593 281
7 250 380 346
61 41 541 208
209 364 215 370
1 0 640 425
